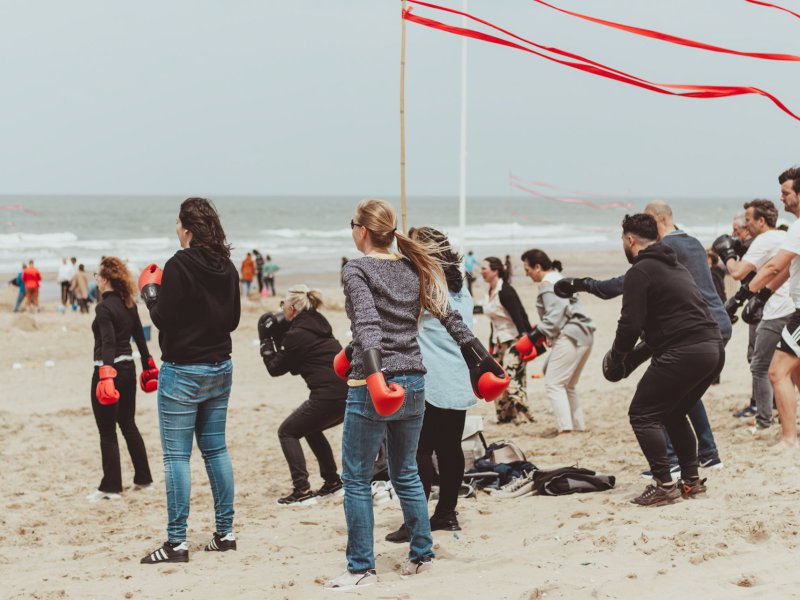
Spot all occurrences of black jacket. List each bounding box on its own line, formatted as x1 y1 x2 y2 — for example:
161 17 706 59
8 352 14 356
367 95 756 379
92 292 152 368
498 282 532 335
614 243 721 354
149 247 241 364
266 310 348 401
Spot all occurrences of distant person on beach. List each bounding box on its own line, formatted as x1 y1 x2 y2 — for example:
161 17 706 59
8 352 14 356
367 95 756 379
71 264 90 313
240 252 255 297
260 285 348 506
138 197 240 564
22 260 41 312
263 255 279 296
9 263 25 313
69 257 78 306
504 254 513 285
57 257 75 308
87 257 157 503
519 249 595 434
326 199 507 590
603 214 723 506
384 226 475 545
464 250 478 296
741 167 800 450
555 200 728 477
714 199 793 434
340 256 348 287
480 256 534 424
253 249 265 294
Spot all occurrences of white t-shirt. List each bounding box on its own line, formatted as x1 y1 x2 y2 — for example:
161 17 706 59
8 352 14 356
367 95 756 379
742 229 794 319
779 220 800 309
57 263 75 283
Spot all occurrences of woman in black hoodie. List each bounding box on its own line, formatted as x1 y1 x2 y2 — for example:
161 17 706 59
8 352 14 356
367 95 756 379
138 197 241 564
261 285 348 506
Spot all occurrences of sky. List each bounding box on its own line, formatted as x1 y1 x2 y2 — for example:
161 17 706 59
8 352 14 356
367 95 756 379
1 0 798 199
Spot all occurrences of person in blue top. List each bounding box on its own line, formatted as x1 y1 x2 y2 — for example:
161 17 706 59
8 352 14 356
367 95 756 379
385 227 475 543
464 250 479 296
9 263 25 313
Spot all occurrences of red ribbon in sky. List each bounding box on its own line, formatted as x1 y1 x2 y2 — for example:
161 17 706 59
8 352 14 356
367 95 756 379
510 174 634 199
510 177 634 210
744 0 800 20
0 204 38 216
530 0 800 62
404 2 800 122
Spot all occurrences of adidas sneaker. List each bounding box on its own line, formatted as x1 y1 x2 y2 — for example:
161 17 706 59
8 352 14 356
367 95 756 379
277 488 318 506
140 541 189 564
371 480 395 506
205 531 237 552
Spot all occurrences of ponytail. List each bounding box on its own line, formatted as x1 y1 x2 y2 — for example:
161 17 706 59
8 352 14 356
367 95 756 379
521 248 562 272
484 257 507 283
284 284 324 313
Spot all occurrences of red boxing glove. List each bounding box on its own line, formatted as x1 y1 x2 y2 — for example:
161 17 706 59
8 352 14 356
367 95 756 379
363 348 404 416
461 339 510 402
333 345 353 380
139 356 159 393
96 365 120 405
514 327 548 362
138 264 162 309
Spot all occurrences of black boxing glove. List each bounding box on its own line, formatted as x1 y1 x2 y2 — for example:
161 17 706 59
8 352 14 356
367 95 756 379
712 234 738 264
553 277 591 299
602 346 628 382
742 288 772 325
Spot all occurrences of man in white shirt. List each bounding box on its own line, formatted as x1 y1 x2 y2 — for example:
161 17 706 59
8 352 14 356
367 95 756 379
715 199 794 433
745 166 800 450
57 257 75 308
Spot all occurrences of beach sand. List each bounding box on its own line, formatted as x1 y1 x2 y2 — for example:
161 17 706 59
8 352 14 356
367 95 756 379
3 251 799 599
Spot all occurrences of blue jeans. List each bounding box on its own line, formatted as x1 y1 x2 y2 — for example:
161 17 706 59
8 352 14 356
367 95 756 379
342 373 432 572
157 361 235 543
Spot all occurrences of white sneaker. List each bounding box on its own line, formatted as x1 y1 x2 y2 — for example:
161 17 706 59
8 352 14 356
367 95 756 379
371 481 395 506
86 490 122 503
400 558 433 578
324 569 377 591
489 474 534 499
129 483 156 492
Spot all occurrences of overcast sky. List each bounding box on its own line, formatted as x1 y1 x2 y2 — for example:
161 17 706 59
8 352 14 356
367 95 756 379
1 0 798 198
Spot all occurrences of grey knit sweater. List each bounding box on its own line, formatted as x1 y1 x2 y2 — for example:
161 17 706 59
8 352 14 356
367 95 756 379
342 253 474 379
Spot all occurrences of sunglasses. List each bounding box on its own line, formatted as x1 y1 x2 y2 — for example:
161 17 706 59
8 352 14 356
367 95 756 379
350 219 362 229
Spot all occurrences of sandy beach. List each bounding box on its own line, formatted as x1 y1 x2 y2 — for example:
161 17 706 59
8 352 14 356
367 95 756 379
3 252 799 600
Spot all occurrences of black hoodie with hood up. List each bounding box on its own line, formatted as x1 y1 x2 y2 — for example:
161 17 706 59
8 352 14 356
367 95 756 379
614 242 721 354
150 247 241 364
265 309 348 401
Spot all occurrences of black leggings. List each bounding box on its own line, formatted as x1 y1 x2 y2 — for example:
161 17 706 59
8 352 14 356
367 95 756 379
278 398 345 490
628 340 724 482
417 402 467 517
90 362 152 493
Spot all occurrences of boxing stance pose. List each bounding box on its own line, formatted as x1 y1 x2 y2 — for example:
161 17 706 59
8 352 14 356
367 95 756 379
260 285 348 506
556 200 727 475
138 197 241 564
86 256 157 503
325 200 507 591
605 214 724 506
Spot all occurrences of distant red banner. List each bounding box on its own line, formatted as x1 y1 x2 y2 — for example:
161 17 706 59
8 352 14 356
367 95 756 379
744 0 800 20
0 204 38 216
510 176 634 210
510 175 634 200
404 2 800 122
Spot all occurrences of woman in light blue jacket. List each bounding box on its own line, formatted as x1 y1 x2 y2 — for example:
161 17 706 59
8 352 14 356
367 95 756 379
385 227 475 543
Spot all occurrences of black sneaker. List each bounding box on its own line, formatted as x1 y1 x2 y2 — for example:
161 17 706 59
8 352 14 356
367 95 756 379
316 479 344 498
385 523 410 543
140 541 189 564
430 511 461 532
733 405 757 418
630 481 681 507
205 532 237 552
680 477 707 499
276 488 318 506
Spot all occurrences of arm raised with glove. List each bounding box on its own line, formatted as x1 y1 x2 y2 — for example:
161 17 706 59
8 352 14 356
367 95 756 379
514 326 547 362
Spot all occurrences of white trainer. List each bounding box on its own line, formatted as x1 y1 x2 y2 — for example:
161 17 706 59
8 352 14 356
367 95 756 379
86 490 122 503
324 569 377 591
371 481 395 506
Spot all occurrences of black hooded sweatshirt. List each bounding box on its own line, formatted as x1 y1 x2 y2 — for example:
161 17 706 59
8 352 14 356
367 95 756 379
266 309 348 401
613 242 721 354
150 247 241 364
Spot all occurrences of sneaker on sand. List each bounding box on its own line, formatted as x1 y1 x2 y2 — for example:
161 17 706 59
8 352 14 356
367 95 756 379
324 569 376 591
400 558 433 578
430 511 461 532
385 523 409 544
489 474 534 499
630 482 681 507
699 457 724 470
680 477 707 499
140 541 189 564
317 480 344 498
85 490 122 503
371 481 395 506
205 532 237 552
129 483 155 492
746 423 771 435
640 464 680 480
733 405 757 418
277 488 318 506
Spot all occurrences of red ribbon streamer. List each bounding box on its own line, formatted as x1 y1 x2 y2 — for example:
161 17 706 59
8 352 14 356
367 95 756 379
510 174 634 199
511 179 633 210
404 2 800 122
744 0 800 20
530 0 800 62
0 204 38 216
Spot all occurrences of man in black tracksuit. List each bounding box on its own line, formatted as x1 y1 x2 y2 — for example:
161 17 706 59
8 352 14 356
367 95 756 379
604 214 724 506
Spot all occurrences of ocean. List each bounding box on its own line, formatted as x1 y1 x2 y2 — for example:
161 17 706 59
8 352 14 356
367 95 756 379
0 194 784 277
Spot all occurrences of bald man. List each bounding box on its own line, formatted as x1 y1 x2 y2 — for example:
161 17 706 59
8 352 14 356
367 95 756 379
555 201 728 475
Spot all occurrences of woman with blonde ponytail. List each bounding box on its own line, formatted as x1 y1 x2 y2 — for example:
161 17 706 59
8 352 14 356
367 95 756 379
325 199 508 591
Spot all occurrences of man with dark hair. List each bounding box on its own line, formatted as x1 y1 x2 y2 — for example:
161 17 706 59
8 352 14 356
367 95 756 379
605 214 724 506
556 200 728 475
741 167 800 450
713 199 793 433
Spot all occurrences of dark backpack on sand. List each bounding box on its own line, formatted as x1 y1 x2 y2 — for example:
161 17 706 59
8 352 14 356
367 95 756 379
532 467 615 496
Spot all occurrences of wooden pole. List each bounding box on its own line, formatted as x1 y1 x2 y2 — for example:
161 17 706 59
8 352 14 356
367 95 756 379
400 0 408 234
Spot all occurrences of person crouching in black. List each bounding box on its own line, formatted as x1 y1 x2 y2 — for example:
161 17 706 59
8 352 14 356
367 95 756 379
259 284 348 506
603 214 724 506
